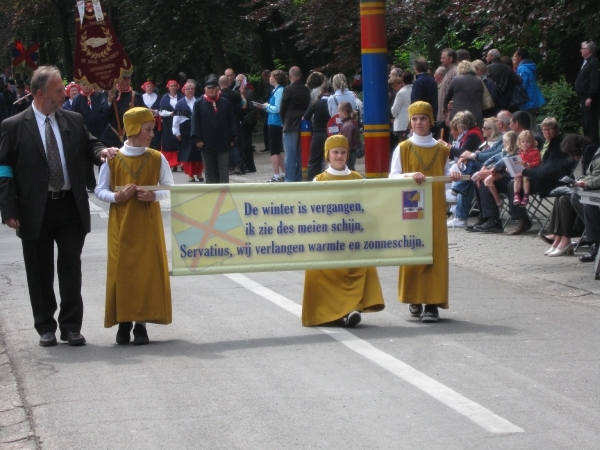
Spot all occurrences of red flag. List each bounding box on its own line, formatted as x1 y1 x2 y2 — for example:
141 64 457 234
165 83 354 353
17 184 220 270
73 2 132 90
12 41 39 69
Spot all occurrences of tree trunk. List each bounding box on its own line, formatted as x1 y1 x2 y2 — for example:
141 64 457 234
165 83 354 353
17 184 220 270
256 21 276 70
208 29 228 75
50 0 73 78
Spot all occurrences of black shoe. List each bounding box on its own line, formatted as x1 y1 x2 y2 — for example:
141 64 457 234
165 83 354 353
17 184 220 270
133 324 149 345
422 305 439 323
465 217 486 231
344 311 362 327
59 331 86 346
116 322 133 345
506 218 532 235
473 218 503 233
539 234 554 245
39 332 57 347
580 243 598 262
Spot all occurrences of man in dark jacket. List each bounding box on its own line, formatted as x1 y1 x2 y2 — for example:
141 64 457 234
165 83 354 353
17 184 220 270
411 57 438 118
575 41 600 144
280 66 310 182
191 74 238 184
486 49 522 110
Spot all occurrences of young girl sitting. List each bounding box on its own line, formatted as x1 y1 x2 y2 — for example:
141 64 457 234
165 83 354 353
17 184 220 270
302 135 385 327
337 101 361 171
513 130 541 206
95 108 174 345
482 131 518 207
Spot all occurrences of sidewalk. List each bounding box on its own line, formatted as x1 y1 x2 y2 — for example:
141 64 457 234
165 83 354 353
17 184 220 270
203 134 599 304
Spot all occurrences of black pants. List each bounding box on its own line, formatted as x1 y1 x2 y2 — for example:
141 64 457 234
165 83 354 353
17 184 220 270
307 131 327 181
475 176 511 219
581 98 599 145
201 149 230 183
571 192 600 242
21 193 87 335
241 123 256 172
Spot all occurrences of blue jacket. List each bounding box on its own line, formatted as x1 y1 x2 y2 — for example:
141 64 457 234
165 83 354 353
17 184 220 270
516 60 546 110
411 73 438 118
266 85 283 127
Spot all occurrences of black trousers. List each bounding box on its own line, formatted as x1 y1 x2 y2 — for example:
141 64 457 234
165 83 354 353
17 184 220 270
240 123 256 172
475 176 511 219
581 98 599 145
307 131 327 181
21 193 87 335
571 192 600 242
201 149 230 183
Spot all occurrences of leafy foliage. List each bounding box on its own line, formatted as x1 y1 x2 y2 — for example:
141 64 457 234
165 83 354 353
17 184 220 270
538 78 581 133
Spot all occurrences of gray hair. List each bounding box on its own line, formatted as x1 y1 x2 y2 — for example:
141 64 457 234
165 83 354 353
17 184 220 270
583 41 597 54
31 65 61 95
488 49 501 60
497 110 512 127
434 66 446 76
472 59 489 75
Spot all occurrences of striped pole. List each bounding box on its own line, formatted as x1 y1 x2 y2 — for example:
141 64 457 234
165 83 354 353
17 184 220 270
360 0 389 178
300 119 312 181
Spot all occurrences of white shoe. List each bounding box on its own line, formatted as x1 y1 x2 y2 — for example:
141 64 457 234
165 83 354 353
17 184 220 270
445 189 458 203
447 217 466 228
544 246 557 256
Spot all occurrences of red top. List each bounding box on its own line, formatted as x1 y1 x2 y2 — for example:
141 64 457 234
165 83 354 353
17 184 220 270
519 147 541 168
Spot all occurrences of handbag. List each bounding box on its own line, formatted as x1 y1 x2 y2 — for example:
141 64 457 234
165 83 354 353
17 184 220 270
507 83 529 111
482 83 495 110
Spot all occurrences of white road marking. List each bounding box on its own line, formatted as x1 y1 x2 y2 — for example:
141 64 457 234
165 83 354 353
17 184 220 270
225 273 525 434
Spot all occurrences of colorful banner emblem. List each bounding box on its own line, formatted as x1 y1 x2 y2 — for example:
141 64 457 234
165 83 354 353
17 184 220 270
73 1 132 90
170 178 435 276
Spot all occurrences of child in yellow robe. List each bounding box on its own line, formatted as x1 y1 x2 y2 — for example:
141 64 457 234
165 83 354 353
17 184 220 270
389 101 461 322
302 135 385 327
95 108 173 344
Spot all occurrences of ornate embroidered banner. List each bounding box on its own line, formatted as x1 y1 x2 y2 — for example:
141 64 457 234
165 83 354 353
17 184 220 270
73 1 132 90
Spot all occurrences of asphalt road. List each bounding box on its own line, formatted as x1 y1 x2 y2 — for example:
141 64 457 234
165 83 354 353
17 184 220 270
1 154 600 449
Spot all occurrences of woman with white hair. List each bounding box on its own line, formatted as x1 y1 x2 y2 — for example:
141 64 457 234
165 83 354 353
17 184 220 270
443 60 485 127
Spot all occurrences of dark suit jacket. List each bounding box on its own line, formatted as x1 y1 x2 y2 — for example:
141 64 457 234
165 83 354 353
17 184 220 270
0 106 105 239
280 80 310 133
575 56 600 100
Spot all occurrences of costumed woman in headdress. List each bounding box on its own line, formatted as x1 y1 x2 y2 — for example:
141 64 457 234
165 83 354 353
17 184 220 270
158 80 184 171
141 80 161 150
173 80 204 182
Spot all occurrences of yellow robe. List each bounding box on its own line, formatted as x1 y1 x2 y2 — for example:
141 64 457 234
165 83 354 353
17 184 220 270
302 170 385 326
398 141 450 308
104 149 172 327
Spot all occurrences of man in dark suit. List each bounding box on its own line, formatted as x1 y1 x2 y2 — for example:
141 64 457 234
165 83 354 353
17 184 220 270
280 66 310 182
575 41 600 144
0 66 117 347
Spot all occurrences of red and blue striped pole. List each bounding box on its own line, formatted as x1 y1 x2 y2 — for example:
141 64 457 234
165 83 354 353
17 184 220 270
300 119 312 180
360 0 389 178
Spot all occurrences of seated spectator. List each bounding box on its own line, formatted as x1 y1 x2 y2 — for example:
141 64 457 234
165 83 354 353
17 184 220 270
513 130 542 206
570 137 600 261
479 131 518 208
438 111 483 227
544 135 593 256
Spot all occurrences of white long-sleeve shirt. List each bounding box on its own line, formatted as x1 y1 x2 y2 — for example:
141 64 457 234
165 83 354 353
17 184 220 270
95 142 174 203
172 97 197 137
389 133 450 177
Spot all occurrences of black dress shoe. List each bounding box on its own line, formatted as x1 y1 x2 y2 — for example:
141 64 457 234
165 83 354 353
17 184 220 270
39 332 57 347
59 331 86 346
539 234 554 245
133 324 149 345
580 243 598 263
116 322 133 345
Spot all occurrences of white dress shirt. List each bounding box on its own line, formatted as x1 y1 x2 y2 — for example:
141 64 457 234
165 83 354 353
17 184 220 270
32 101 71 190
